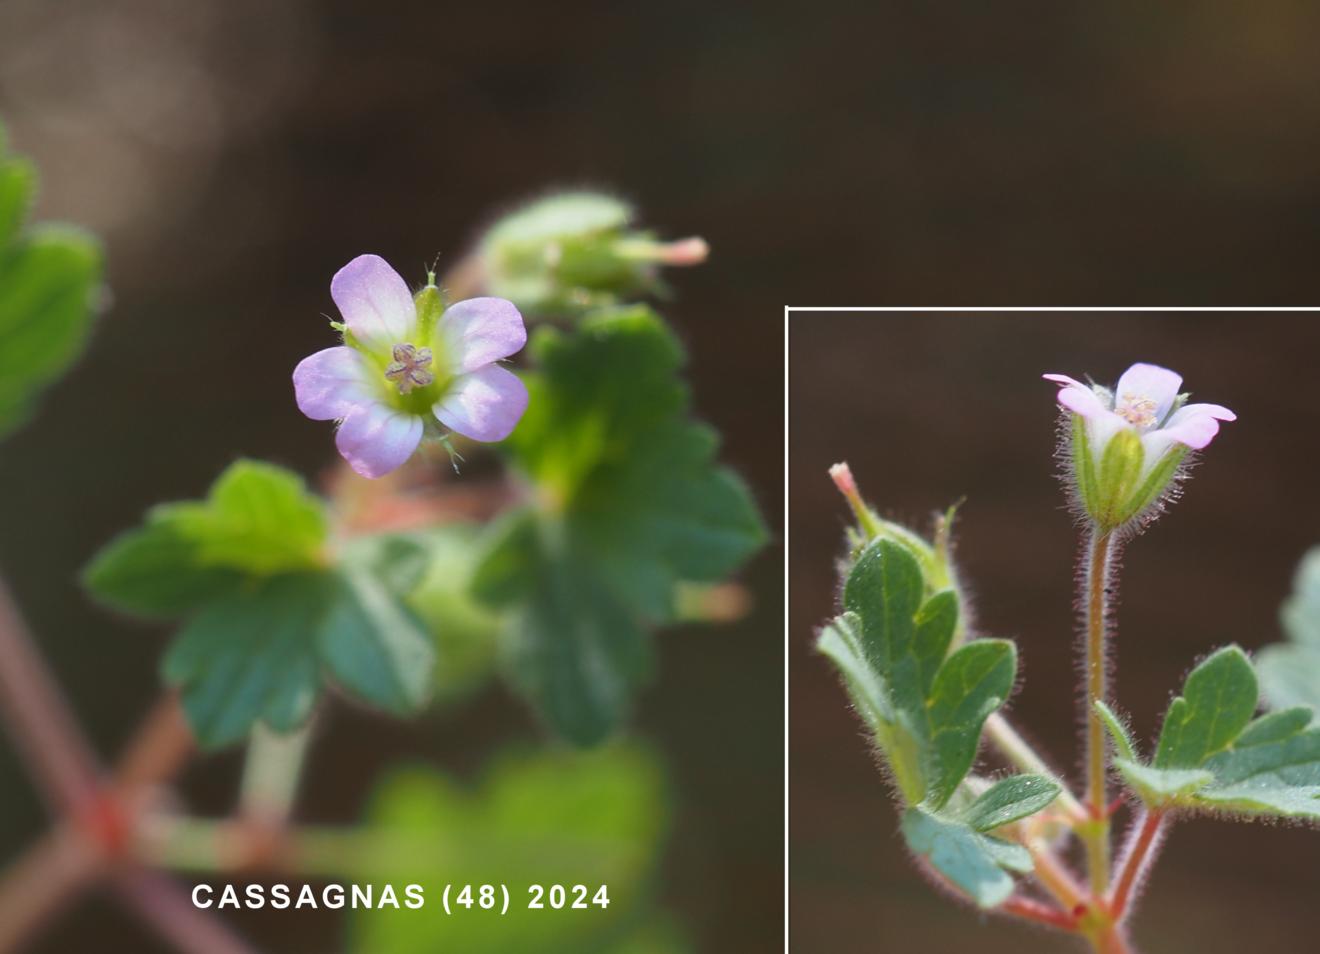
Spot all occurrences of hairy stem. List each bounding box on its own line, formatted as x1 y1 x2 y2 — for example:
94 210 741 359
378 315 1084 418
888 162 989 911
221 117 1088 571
1025 838 1086 911
1082 528 1114 895
239 722 312 825
1108 809 1167 920
114 692 194 793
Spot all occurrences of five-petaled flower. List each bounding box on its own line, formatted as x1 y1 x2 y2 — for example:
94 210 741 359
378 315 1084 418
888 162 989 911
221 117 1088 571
293 254 528 478
1044 363 1236 529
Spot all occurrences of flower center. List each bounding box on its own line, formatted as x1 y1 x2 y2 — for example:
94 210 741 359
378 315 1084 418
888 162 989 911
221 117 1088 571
384 343 434 395
1115 392 1159 429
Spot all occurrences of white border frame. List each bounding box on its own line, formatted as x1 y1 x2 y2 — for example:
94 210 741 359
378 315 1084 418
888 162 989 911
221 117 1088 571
780 305 1320 951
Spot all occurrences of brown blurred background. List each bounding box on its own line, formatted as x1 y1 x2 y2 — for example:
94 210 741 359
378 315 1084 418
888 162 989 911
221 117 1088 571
789 312 1320 953
0 1 785 951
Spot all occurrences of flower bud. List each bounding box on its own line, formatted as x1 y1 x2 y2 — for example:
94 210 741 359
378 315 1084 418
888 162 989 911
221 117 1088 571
829 462 962 609
478 191 707 317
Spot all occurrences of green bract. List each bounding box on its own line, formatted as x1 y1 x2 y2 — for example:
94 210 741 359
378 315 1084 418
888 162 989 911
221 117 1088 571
1104 647 1320 819
472 306 766 746
83 460 436 748
350 745 687 954
0 121 102 441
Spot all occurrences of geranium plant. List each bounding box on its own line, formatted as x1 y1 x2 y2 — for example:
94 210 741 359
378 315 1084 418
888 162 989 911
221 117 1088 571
0 116 765 953
818 363 1319 953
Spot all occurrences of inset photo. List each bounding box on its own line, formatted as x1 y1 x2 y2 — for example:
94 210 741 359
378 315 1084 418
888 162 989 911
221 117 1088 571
788 310 1320 954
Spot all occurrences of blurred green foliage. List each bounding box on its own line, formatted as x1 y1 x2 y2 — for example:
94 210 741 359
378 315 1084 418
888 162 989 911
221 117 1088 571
0 119 102 442
349 744 688 954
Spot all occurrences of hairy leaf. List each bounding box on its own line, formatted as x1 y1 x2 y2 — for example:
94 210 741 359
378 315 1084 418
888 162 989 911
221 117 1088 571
961 775 1061 832
1257 548 1320 719
901 807 1031 909
1153 646 1257 770
819 539 1017 810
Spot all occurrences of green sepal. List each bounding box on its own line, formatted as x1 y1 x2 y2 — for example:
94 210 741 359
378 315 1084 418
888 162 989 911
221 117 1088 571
900 806 1032 909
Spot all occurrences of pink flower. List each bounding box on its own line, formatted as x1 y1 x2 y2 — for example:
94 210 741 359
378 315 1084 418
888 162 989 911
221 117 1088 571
294 254 528 478
1044 363 1235 471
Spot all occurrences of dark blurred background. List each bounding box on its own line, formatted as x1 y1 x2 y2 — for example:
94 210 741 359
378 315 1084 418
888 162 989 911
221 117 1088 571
789 312 1320 953
0 1 785 951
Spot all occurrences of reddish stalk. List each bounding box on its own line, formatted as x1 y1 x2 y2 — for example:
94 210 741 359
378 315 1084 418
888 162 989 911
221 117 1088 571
0 824 101 953
115 692 195 794
1081 528 1114 894
1108 809 1166 920
0 576 104 815
1001 895 1079 931
113 868 258 954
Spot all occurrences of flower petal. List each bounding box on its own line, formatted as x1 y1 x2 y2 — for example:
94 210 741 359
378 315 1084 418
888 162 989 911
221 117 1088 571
1150 402 1237 451
1045 373 1109 418
293 346 376 421
438 296 527 373
433 364 528 442
335 402 423 478
331 254 416 350
1115 363 1182 422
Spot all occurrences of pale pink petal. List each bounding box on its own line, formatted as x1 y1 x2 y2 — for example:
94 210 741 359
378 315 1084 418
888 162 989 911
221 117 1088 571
1045 373 1112 417
331 254 416 350
293 346 376 421
1150 403 1236 452
1115 363 1182 422
438 297 527 373
1057 384 1108 419
335 402 423 478
432 365 528 442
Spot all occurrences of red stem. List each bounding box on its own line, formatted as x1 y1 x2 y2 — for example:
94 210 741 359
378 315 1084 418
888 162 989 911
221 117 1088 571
1109 808 1166 920
113 867 259 954
1001 894 1079 931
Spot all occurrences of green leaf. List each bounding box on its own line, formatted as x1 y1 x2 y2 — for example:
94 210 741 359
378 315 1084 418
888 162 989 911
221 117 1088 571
960 775 1061 832
1153 646 1257 770
90 461 434 747
0 121 102 440
1114 759 1213 805
349 745 686 954
1113 644 1320 820
161 573 327 748
318 549 434 717
819 538 1017 810
84 460 328 617
900 807 1031 909
1257 548 1320 719
474 309 765 744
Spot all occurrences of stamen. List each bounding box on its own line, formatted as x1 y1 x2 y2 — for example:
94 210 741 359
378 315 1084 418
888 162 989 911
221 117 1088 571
1115 393 1158 428
384 343 434 395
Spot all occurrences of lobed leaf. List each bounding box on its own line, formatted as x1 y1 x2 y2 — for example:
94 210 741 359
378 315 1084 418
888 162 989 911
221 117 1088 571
1257 548 1320 719
473 308 765 745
